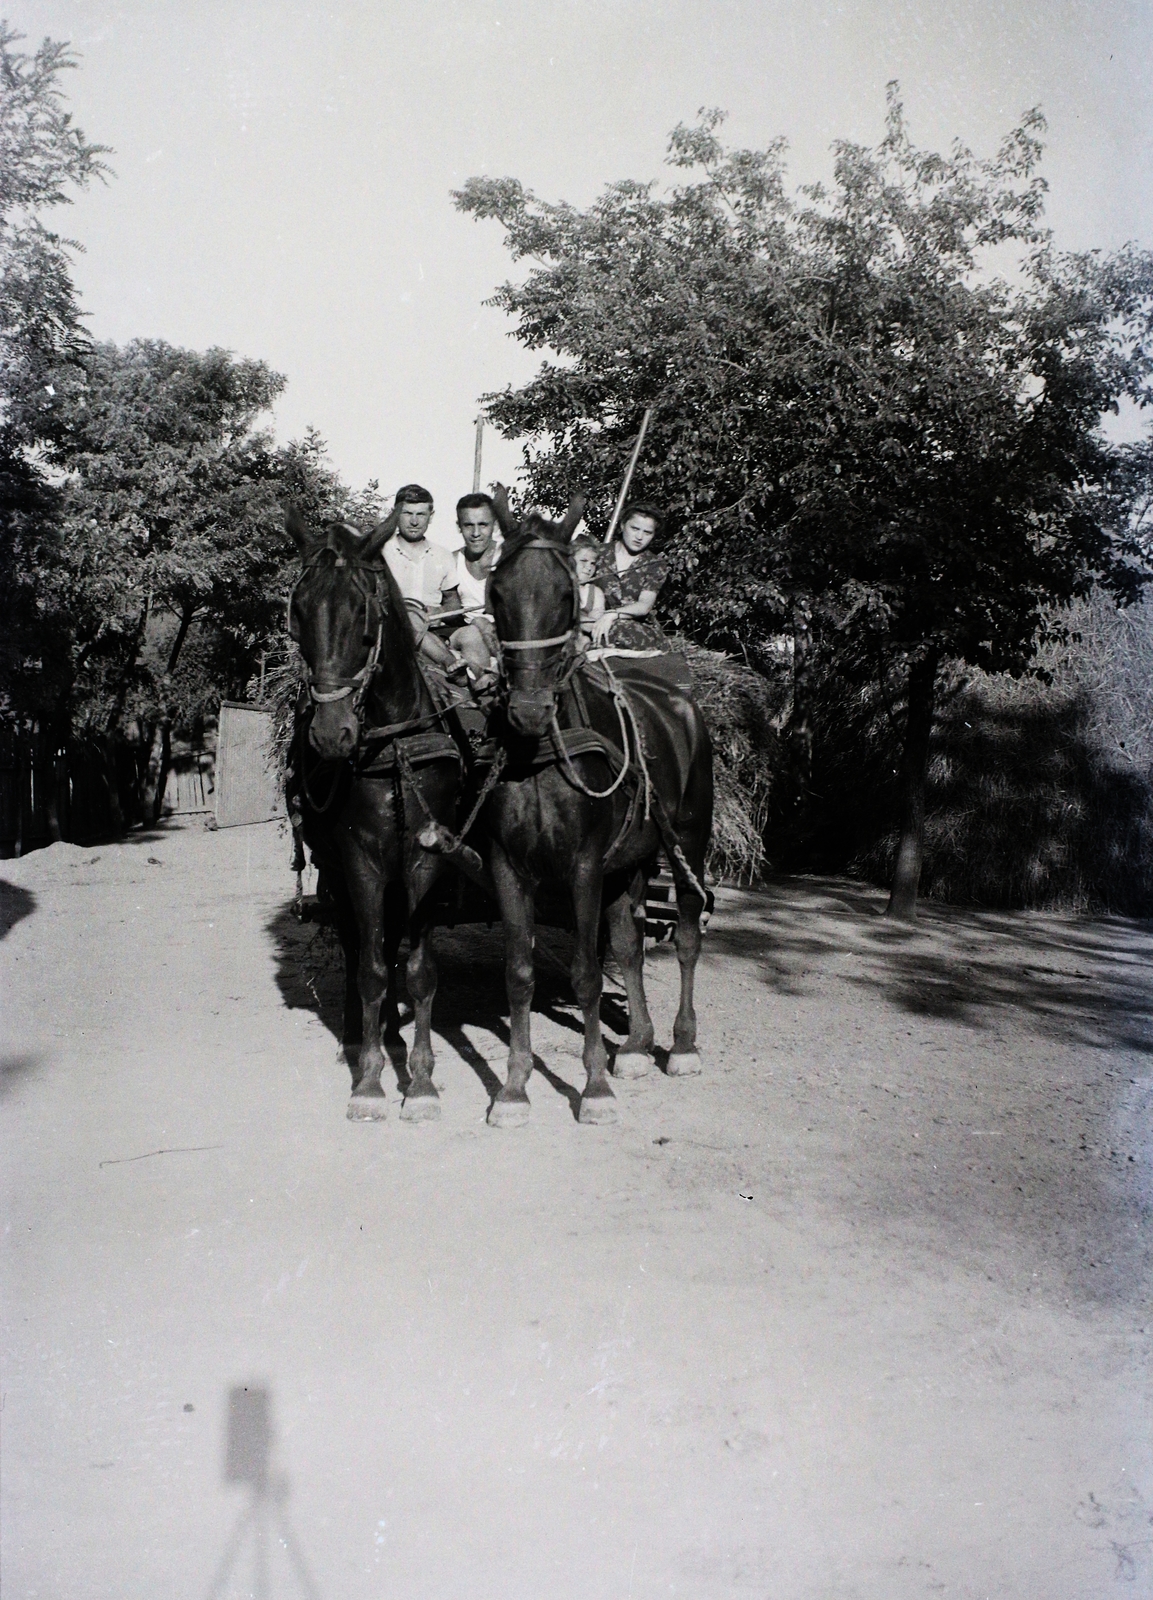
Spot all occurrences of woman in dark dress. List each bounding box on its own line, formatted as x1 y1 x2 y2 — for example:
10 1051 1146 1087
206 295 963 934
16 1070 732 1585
593 503 669 649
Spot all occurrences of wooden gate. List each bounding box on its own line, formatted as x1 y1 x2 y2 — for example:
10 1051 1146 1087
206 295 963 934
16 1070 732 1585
214 703 284 828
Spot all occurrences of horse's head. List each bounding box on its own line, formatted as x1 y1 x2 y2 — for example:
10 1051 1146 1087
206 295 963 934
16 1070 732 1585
487 486 587 738
286 505 401 759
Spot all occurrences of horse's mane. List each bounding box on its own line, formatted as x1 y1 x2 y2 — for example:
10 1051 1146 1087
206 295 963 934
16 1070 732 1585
309 520 417 651
371 535 419 649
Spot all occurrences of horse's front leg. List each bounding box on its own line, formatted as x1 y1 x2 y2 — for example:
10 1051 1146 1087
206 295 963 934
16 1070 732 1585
344 850 391 1120
667 868 706 1077
489 841 536 1128
320 870 362 1049
572 849 617 1125
381 879 406 1041
604 866 655 1078
400 853 443 1122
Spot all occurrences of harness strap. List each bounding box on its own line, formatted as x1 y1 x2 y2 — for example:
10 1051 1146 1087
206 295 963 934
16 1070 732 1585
357 730 462 778
400 743 507 852
501 629 578 652
359 706 446 743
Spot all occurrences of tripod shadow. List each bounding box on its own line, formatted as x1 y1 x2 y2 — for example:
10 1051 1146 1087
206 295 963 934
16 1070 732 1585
207 1385 320 1600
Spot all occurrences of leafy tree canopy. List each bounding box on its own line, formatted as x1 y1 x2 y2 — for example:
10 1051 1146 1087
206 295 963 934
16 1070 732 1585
4 340 288 725
0 21 110 425
9 339 384 735
455 91 1153 679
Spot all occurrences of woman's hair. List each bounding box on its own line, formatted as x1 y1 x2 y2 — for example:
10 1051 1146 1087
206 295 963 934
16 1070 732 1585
571 534 599 554
617 502 665 540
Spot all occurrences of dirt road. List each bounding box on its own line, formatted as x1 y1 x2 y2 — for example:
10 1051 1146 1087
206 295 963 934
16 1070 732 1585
2 818 1150 1598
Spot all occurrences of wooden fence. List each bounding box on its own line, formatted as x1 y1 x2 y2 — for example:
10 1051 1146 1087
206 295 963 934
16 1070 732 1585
0 722 218 857
0 724 119 857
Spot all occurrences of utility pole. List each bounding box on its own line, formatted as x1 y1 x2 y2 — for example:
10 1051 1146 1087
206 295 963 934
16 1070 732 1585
472 417 484 493
603 407 653 542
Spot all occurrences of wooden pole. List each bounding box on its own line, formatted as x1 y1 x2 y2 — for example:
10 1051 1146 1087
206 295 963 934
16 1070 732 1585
472 417 484 493
603 407 653 543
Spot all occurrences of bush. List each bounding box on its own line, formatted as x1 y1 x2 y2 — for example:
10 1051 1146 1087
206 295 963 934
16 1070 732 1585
801 595 1153 914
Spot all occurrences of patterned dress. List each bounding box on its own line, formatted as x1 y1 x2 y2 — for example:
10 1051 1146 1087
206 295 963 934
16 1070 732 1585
594 543 669 649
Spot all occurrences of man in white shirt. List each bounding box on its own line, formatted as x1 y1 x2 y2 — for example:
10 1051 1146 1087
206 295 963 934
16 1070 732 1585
380 484 467 677
383 484 461 609
448 492 501 690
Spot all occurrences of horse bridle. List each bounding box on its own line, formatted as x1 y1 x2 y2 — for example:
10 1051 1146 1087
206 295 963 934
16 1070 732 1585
493 536 583 694
288 550 386 719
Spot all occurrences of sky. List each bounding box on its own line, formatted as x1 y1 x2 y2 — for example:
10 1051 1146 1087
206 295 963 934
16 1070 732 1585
11 0 1153 546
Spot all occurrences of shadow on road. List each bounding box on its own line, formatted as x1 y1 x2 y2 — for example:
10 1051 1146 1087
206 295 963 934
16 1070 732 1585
263 904 631 1112
0 1051 48 1101
261 876 1152 1307
0 880 35 941
702 877 1153 1310
207 1383 320 1599
709 878 1153 1054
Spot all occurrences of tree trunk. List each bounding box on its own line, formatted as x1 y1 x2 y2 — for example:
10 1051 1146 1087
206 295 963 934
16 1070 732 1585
140 718 171 825
100 733 126 835
788 599 814 801
14 724 26 858
166 603 194 676
885 650 939 922
46 727 67 843
105 599 151 737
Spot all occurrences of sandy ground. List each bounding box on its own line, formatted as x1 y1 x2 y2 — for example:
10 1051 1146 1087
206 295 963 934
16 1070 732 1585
1 816 1151 1600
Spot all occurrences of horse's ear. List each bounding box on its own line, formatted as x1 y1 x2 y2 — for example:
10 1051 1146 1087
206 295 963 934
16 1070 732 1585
361 505 400 561
558 494 587 541
285 505 314 553
492 484 519 539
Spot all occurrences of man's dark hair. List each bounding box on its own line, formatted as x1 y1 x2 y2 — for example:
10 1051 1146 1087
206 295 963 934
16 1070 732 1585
394 483 434 508
456 492 495 517
618 502 665 539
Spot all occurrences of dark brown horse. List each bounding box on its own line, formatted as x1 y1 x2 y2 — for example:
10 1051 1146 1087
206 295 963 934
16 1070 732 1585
482 491 714 1127
286 507 464 1122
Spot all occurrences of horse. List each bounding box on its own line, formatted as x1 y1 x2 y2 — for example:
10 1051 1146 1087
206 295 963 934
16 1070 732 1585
285 506 466 1122
480 490 714 1127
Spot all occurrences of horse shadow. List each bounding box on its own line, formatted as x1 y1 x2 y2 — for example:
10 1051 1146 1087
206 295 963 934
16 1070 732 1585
263 904 632 1119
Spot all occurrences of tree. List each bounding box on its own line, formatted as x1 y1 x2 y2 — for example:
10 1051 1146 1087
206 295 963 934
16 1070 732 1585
0 339 288 819
0 28 381 838
0 22 110 418
455 92 1153 915
1 22 111 739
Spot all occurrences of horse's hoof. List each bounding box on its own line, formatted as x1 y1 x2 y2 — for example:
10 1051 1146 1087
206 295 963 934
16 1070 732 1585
488 1096 530 1129
400 1092 440 1123
666 1050 702 1077
347 1088 389 1121
579 1092 619 1126
613 1050 652 1079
